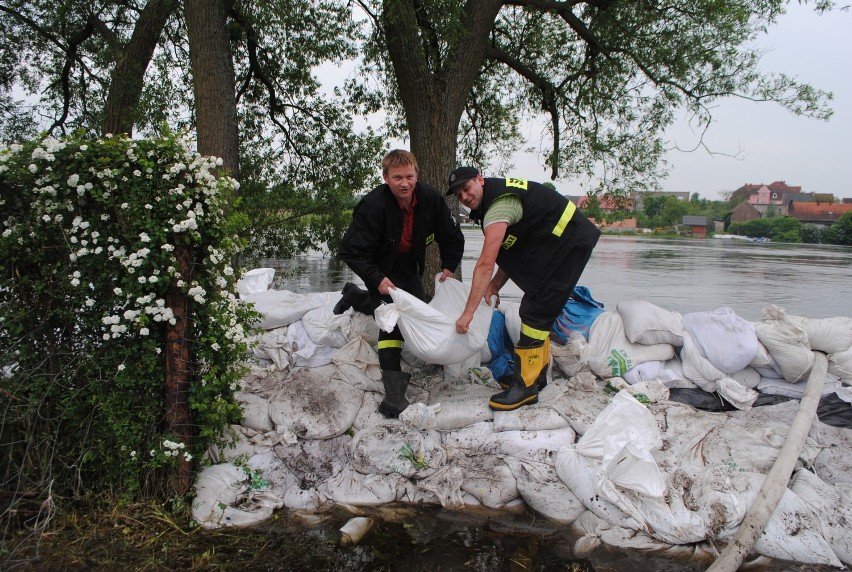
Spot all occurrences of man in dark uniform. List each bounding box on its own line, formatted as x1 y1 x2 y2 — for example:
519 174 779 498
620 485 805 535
335 150 465 417
447 167 600 411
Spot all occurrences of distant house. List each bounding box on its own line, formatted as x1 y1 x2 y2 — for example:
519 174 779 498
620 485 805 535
787 202 852 228
571 195 637 230
732 181 802 206
730 202 762 225
682 215 709 237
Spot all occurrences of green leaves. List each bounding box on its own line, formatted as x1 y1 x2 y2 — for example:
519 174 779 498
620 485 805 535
0 130 258 500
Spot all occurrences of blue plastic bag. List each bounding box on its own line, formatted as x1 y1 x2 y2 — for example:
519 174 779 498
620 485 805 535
552 286 605 343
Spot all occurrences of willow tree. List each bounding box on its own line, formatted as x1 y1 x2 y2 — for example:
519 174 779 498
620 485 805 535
353 0 833 283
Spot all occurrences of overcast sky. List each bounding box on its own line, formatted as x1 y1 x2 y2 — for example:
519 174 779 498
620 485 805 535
512 3 852 201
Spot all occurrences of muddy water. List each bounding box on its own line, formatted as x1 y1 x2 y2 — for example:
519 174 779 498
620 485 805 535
245 232 849 571
259 230 852 322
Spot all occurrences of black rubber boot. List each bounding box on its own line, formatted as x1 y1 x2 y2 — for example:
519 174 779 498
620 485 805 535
489 343 549 411
378 370 411 418
333 282 370 315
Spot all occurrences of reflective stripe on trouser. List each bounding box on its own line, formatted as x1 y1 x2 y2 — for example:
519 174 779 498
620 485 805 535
377 326 404 371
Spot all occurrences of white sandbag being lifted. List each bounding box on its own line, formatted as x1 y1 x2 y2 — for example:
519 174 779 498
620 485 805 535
374 276 493 365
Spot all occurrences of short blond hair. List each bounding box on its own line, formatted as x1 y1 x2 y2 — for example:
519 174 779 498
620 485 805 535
382 149 419 176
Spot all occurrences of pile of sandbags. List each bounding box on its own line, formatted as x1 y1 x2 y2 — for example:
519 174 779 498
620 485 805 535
579 300 852 409
190 271 852 569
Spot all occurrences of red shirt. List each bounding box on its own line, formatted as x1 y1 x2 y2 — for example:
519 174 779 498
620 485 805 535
398 192 417 253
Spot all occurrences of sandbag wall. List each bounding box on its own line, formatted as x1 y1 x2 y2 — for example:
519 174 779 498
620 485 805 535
191 285 852 569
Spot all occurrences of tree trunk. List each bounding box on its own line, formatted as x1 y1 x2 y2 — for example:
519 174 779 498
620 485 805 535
185 0 240 182
382 0 502 293
101 0 179 136
164 242 192 495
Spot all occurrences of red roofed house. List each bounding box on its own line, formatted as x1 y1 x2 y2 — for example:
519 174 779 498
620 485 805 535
787 202 852 228
572 195 637 230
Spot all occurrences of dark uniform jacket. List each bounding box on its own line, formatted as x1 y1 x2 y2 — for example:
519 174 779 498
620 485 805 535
469 177 600 296
339 182 465 293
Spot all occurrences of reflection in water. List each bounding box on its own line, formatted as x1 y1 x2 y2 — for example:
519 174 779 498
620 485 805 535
250 231 852 322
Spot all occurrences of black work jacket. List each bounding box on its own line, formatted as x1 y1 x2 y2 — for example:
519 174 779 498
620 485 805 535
470 177 600 296
339 182 465 292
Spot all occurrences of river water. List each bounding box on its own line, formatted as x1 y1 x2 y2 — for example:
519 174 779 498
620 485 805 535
245 230 849 571
258 229 852 321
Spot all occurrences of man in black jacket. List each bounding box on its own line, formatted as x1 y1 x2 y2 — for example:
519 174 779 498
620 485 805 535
447 167 600 411
335 150 465 417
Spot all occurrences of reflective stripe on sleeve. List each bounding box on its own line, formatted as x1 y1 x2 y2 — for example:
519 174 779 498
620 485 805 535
552 201 577 236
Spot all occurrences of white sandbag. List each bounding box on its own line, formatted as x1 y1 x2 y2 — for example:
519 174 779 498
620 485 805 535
657 358 699 389
757 372 842 399
680 330 725 392
504 457 586 525
350 423 446 479
317 464 405 506
786 313 852 355
192 463 283 530
235 391 273 432
272 434 351 488
399 402 441 430
351 391 386 430
248 451 327 511
402 465 466 509
427 378 495 430
706 470 842 567
331 337 383 393
729 366 761 389
828 346 852 380
249 327 291 370
268 365 364 439
790 469 852 566
207 424 270 464
443 421 576 465
607 378 670 403
491 384 572 432
555 445 642 530
347 312 379 345
621 360 664 385
237 267 275 297
457 455 519 509
716 377 759 410
575 390 662 461
301 305 351 348
546 374 614 436
374 277 492 366
616 299 685 346
755 305 815 383
286 320 338 367
244 289 335 330
585 311 675 379
442 352 481 382
682 307 759 374
499 301 522 346
716 376 758 410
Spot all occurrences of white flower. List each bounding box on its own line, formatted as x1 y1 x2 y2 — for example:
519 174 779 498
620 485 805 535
42 215 50 222
79 145 88 151
139 232 150 242
67 174 80 187
121 202 129 209
140 327 149 336
28 164 37 173
117 364 126 371
113 287 122 295
183 452 193 462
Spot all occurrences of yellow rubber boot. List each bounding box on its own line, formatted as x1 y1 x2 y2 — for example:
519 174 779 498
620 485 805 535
498 337 551 391
489 342 549 411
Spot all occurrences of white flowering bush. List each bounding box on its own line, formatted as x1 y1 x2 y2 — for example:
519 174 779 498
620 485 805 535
0 131 258 499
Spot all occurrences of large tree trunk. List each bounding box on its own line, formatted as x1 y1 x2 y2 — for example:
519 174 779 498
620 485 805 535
185 0 240 182
101 0 179 136
382 0 502 292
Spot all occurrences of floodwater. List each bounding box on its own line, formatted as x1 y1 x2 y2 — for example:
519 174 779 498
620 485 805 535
257 229 852 321
242 231 850 571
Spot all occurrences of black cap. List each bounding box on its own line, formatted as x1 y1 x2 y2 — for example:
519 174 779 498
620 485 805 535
446 166 479 196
